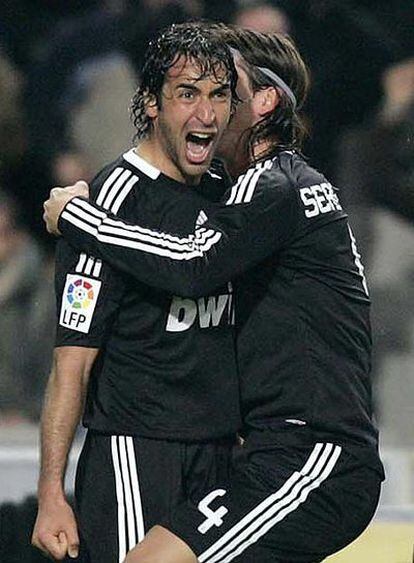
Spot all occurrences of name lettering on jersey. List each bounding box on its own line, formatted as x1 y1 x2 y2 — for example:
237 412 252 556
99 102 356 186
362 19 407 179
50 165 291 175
197 489 228 534
166 283 235 332
59 274 102 334
299 182 342 218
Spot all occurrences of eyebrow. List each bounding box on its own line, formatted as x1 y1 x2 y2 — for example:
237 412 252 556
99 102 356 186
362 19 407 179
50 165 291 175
213 83 231 93
174 82 231 93
175 83 200 91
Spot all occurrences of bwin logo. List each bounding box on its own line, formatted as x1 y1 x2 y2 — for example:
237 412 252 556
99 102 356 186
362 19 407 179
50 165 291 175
197 489 228 534
166 283 235 332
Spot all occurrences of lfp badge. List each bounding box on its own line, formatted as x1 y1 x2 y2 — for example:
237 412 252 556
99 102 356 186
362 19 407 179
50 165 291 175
59 274 102 333
67 278 95 309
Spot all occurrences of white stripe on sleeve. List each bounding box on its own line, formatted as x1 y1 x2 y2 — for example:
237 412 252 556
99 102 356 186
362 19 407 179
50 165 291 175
62 199 224 260
75 253 87 273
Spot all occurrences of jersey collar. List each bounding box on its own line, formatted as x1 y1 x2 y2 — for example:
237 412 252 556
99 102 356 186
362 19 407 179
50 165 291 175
123 149 161 179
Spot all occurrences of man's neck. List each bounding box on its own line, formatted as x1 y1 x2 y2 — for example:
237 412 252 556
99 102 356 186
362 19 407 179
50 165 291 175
225 154 249 180
252 138 274 163
135 140 201 186
226 138 274 180
134 140 164 174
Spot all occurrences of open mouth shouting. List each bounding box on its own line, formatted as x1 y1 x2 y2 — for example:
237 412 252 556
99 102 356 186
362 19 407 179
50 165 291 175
185 132 216 165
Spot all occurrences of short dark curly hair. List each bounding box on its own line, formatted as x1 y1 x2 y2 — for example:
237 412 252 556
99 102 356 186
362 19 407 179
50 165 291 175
216 25 311 159
130 22 238 141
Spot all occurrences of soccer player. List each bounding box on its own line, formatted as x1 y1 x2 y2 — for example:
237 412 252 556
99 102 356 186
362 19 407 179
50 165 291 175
32 23 242 563
43 27 384 563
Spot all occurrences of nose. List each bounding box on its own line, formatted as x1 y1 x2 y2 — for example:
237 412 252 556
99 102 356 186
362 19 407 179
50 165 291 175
194 97 216 126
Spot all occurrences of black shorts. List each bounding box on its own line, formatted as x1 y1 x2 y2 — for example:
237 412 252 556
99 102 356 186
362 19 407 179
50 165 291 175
164 441 382 563
72 430 235 563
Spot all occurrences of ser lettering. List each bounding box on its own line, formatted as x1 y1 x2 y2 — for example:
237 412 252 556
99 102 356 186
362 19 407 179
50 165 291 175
300 183 342 218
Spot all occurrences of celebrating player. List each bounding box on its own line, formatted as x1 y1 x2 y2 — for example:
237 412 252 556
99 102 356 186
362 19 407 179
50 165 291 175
32 23 242 562
43 27 384 563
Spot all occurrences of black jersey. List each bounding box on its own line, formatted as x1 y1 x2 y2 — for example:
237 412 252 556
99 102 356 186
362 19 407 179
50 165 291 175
58 151 382 471
55 149 240 441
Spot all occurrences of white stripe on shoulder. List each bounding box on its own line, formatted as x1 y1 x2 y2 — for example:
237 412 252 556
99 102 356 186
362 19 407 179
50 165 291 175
96 167 124 206
101 169 132 210
112 175 139 214
225 174 244 206
73 165 138 276
234 168 257 204
226 159 274 206
96 165 138 213
244 159 273 203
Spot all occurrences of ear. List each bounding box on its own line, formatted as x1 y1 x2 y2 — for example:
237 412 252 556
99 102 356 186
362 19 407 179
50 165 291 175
253 87 280 117
145 94 159 119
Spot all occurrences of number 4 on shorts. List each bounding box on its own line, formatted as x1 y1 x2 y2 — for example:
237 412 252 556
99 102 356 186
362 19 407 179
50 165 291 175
197 489 229 534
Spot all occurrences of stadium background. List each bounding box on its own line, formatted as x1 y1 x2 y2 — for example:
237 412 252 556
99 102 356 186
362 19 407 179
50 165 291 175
0 0 413 560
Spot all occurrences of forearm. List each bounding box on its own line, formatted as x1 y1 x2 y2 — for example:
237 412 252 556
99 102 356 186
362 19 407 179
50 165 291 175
38 347 97 502
58 195 289 297
58 197 219 296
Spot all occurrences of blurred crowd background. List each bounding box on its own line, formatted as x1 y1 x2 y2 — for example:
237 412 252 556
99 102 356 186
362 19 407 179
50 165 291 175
0 0 413 455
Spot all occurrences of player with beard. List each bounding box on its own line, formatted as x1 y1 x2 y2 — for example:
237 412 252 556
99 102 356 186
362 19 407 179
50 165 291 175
43 26 384 563
32 23 242 563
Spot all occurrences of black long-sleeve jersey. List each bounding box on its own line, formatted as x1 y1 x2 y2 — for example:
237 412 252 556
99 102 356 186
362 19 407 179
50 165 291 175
58 151 383 473
54 149 240 440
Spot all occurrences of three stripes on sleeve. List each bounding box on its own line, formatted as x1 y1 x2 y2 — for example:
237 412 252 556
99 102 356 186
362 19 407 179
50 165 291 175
62 159 274 264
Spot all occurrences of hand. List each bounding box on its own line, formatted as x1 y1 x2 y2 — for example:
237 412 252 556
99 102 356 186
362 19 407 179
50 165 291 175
32 497 80 560
43 180 89 236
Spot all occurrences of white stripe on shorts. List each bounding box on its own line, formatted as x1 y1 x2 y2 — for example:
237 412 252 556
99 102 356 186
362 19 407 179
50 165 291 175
198 442 342 563
126 436 145 542
111 436 145 562
111 436 127 563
